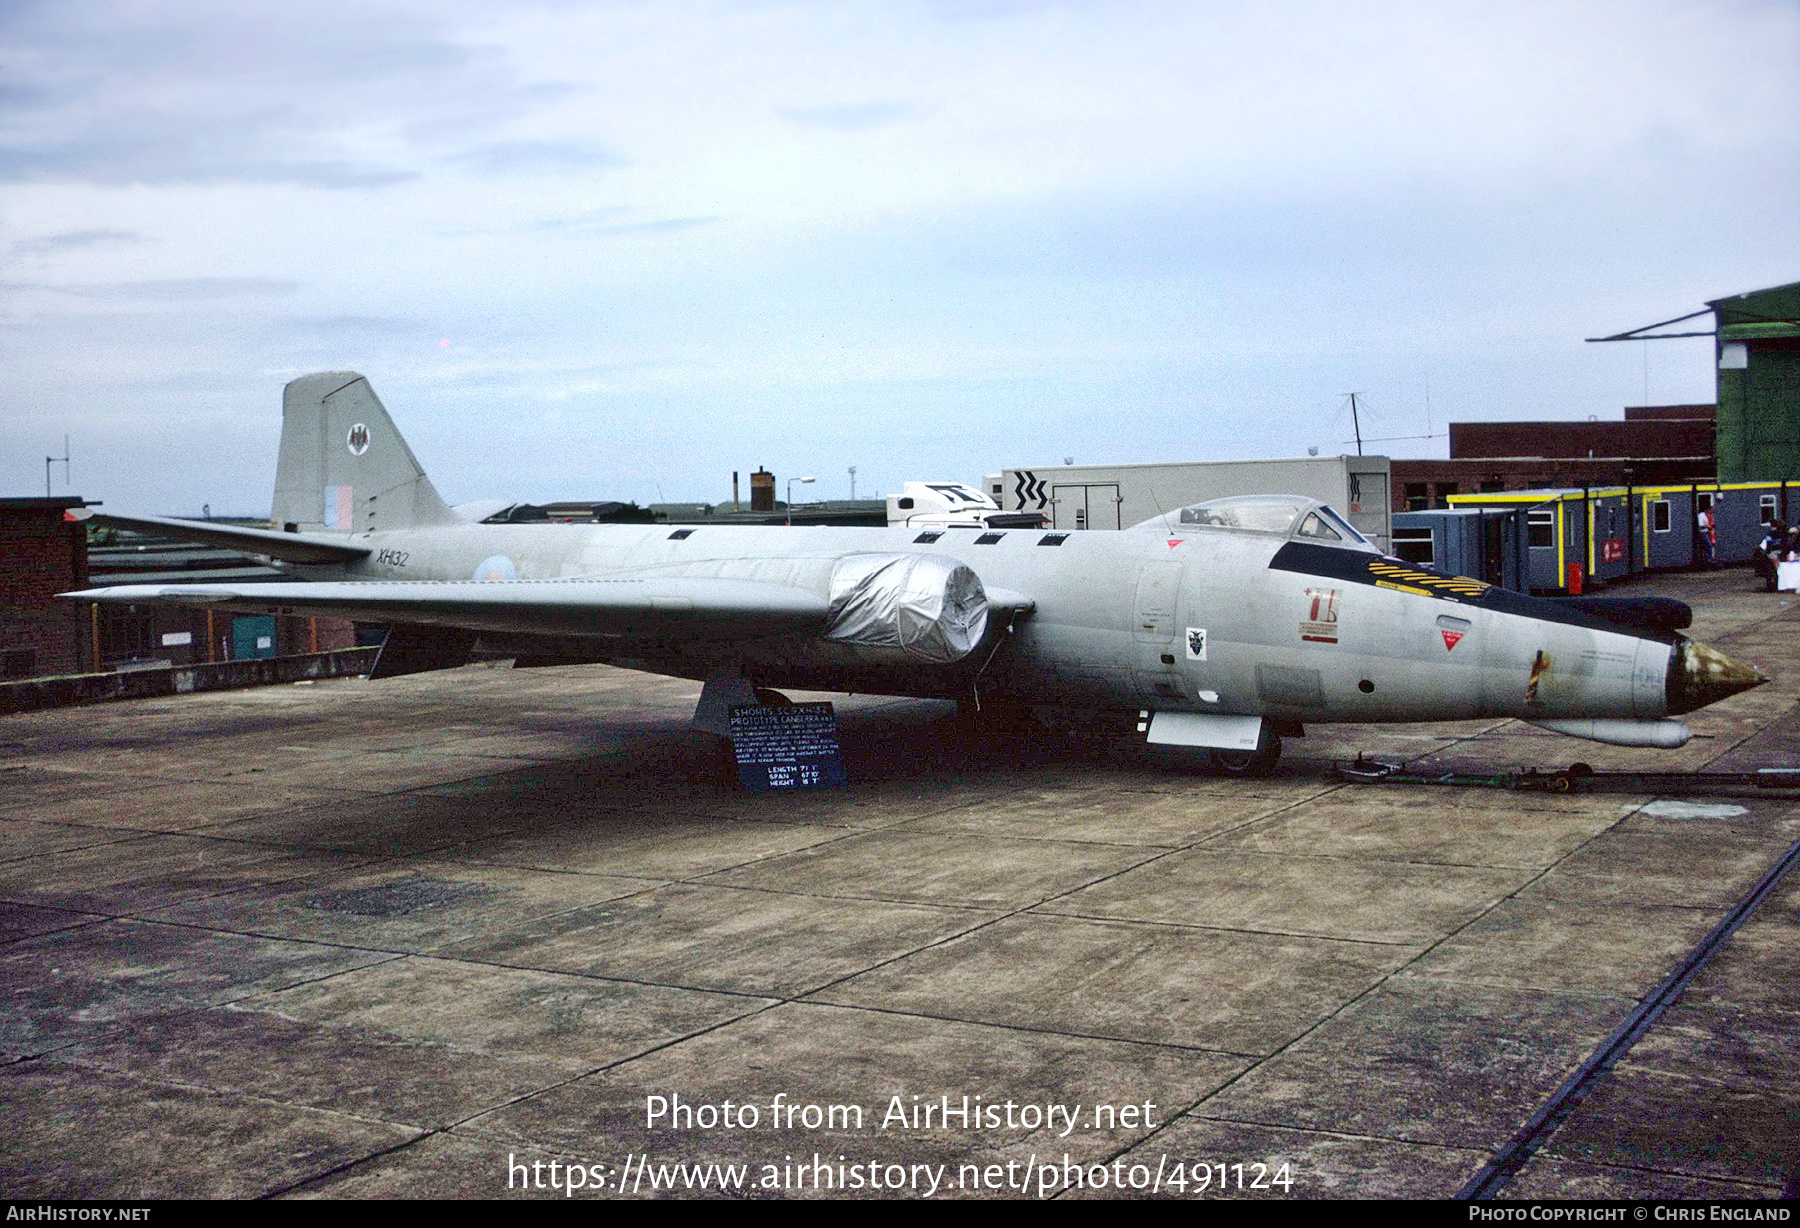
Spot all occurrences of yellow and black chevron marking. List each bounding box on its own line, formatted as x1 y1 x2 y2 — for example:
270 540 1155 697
1271 542 1492 608
1271 541 1684 640
1367 561 1490 599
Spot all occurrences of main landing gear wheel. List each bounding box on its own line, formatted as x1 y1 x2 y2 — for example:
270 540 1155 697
1208 730 1282 778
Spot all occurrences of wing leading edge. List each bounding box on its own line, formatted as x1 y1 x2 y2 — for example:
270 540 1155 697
61 578 830 641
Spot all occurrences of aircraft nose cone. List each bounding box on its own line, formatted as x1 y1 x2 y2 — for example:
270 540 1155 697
1667 639 1767 715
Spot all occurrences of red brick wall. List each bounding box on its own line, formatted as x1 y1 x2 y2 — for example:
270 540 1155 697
0 508 88 678
1450 419 1714 460
1389 457 1717 512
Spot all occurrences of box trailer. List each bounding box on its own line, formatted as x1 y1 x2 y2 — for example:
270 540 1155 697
984 456 1392 551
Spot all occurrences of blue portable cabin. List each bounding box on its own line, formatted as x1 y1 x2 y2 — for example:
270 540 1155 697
1632 481 1793 569
1445 489 1597 593
1390 508 1526 591
1633 487 1685 571
1571 489 1634 585
1448 480 1797 591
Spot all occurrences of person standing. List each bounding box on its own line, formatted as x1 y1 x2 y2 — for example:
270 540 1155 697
1758 519 1786 591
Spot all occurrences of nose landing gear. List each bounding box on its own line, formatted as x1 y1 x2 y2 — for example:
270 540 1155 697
1208 728 1282 778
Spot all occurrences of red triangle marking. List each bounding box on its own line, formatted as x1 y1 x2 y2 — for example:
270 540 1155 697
1167 539 1183 549
1441 630 1464 651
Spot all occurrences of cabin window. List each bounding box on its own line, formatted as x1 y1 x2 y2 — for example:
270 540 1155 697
1038 534 1068 546
667 529 695 540
975 532 1005 545
913 531 943 544
897 497 914 509
1760 495 1778 524
1652 500 1671 533
1527 511 1555 548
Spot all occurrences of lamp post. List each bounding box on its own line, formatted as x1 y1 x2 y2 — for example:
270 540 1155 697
786 476 814 525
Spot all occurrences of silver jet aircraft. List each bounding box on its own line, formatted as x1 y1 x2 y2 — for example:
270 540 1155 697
65 372 1764 776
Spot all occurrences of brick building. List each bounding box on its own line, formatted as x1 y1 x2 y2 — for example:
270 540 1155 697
1 497 92 678
1390 405 1715 512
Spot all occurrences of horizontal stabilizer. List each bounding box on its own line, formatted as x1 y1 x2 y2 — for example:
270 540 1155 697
60 577 830 642
78 510 370 564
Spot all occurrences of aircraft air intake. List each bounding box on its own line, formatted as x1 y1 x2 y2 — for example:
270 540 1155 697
824 553 989 664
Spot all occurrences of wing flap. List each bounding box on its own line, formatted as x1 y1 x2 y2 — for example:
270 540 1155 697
60 578 830 641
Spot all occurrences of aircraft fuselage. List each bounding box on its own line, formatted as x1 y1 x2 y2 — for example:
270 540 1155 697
274 516 1693 725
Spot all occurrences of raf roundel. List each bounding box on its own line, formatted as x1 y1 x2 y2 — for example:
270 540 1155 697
473 555 518 582
346 422 370 456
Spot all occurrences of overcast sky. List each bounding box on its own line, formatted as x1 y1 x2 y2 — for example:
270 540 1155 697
4 0 1797 515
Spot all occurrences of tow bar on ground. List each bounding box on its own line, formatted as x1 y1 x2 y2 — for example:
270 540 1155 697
1339 758 1800 795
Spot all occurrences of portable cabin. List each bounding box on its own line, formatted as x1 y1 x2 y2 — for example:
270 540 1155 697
1390 508 1526 591
1449 480 1797 591
1445 490 1597 593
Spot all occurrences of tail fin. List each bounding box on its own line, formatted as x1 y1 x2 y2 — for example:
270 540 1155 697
272 372 456 534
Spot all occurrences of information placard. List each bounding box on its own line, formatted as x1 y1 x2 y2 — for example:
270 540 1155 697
730 702 849 790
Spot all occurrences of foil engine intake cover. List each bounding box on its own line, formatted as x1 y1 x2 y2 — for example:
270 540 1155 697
824 553 989 664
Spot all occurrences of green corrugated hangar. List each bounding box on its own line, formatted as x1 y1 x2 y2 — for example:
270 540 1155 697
1714 280 1800 482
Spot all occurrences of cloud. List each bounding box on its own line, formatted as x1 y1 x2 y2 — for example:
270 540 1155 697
9 229 148 256
1 0 1794 511
0 1 577 188
285 314 421 337
11 278 300 301
777 102 917 131
447 209 717 238
0 136 418 189
449 138 623 175
578 216 718 236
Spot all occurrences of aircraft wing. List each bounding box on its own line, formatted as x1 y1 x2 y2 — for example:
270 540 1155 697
60 578 829 640
78 510 370 564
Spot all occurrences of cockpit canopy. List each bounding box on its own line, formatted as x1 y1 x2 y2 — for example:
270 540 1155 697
1150 495 1378 551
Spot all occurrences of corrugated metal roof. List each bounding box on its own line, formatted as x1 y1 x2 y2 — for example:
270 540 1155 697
1710 280 1800 339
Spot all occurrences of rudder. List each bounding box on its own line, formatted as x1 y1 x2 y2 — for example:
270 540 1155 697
271 372 456 534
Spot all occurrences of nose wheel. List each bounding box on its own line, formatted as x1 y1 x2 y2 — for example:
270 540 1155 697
1208 730 1282 778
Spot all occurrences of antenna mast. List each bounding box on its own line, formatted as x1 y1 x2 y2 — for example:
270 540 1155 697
46 434 70 497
